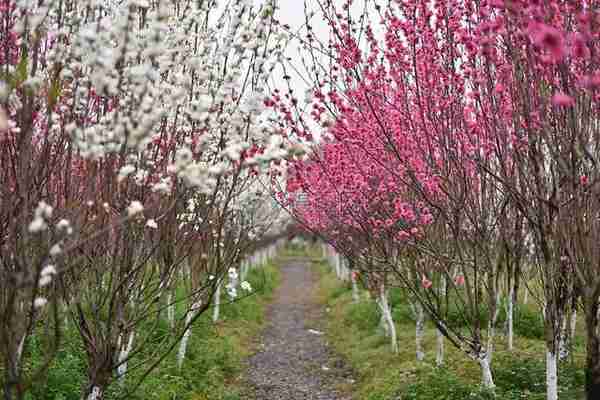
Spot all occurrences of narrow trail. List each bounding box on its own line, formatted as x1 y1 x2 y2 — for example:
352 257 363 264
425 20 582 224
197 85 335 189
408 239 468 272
245 257 353 399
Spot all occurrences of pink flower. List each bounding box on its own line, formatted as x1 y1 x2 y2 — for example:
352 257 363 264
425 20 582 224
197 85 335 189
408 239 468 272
551 92 575 107
570 33 590 59
529 22 566 62
581 72 600 91
421 274 432 289
454 275 465 286
580 175 589 186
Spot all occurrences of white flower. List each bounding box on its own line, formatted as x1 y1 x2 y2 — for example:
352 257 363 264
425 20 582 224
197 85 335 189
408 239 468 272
241 281 252 292
39 275 53 287
56 219 73 235
226 284 237 299
28 217 47 233
208 275 215 281
34 297 48 309
50 244 62 256
127 201 144 216
151 177 172 194
29 201 54 232
228 268 238 280
146 219 158 229
41 264 57 276
118 164 136 182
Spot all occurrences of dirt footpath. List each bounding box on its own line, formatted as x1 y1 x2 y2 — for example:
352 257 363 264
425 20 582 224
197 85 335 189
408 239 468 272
245 258 353 399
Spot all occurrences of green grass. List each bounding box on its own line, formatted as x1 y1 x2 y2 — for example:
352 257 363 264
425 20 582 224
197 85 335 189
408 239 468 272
20 262 280 400
314 266 585 400
283 241 323 258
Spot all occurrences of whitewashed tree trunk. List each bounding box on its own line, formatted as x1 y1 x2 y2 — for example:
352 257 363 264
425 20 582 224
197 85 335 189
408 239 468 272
559 315 569 360
546 349 558 400
340 257 347 281
378 303 390 336
117 331 135 384
486 321 496 365
177 300 202 369
167 293 175 329
570 309 577 342
486 293 500 365
436 276 446 366
84 386 102 400
524 288 529 305
15 334 25 369
378 283 398 353
351 271 360 303
212 280 222 323
507 286 514 351
436 328 444 366
240 260 248 282
478 353 495 388
415 303 425 361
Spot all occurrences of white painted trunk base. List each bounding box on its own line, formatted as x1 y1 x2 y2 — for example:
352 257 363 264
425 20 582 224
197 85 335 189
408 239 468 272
212 281 222 323
436 328 444 366
351 273 360 303
167 293 175 329
377 285 398 353
85 386 102 400
559 316 569 360
570 310 577 341
478 354 495 388
415 304 425 361
116 331 135 381
486 322 496 365
177 300 202 369
507 288 514 351
546 350 558 400
16 335 25 368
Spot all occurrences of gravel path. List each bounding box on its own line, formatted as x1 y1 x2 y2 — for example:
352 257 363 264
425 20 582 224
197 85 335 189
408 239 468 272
245 257 353 400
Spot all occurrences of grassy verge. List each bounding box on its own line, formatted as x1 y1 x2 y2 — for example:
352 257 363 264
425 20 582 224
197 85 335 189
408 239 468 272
313 259 585 400
22 262 280 400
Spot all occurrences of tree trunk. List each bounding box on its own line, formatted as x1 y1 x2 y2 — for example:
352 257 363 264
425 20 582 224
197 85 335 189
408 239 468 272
559 315 569 361
436 275 446 366
478 352 495 388
177 300 202 369
585 299 600 400
82 386 103 400
3 361 21 400
81 368 111 400
507 286 514 351
570 309 577 341
486 292 500 364
377 283 398 353
167 293 175 329
212 281 222 323
351 271 360 303
116 331 135 384
546 349 558 400
436 328 444 366
415 303 425 361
